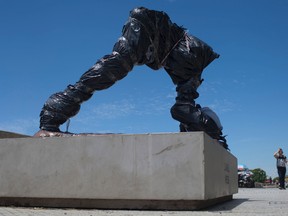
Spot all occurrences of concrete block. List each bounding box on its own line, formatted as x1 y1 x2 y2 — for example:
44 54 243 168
0 132 237 210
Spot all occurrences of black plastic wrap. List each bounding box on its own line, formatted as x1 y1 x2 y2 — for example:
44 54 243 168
40 7 186 132
39 7 225 147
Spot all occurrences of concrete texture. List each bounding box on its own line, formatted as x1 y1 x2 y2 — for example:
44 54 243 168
0 188 286 216
0 132 237 209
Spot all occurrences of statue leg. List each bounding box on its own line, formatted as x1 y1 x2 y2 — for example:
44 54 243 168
39 82 92 132
170 78 228 149
39 18 149 132
170 77 202 131
40 51 134 132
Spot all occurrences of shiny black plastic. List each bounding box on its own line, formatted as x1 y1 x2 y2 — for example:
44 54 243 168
39 7 226 147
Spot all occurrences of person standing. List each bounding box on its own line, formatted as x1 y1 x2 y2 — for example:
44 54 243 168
274 148 287 190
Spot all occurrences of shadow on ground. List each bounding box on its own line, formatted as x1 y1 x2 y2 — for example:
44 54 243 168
205 198 248 211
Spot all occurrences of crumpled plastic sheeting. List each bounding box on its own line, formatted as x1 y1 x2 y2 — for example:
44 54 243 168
201 107 223 129
39 7 225 148
164 34 219 85
40 7 186 132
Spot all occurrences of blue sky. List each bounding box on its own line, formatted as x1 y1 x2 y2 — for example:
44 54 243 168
1 0 288 178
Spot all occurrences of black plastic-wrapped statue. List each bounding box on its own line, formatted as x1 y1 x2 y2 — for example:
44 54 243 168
36 7 228 148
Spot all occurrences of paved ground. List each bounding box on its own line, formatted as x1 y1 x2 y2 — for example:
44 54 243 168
0 188 287 216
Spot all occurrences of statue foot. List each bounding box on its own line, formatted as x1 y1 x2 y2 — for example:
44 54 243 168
33 130 73 138
33 130 115 138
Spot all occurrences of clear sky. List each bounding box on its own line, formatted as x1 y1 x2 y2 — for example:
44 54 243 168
1 0 288 178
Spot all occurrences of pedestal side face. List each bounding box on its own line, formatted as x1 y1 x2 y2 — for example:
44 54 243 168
0 132 207 200
125 133 206 199
203 134 238 199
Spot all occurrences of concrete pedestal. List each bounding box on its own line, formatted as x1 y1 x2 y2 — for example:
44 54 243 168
0 132 237 210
